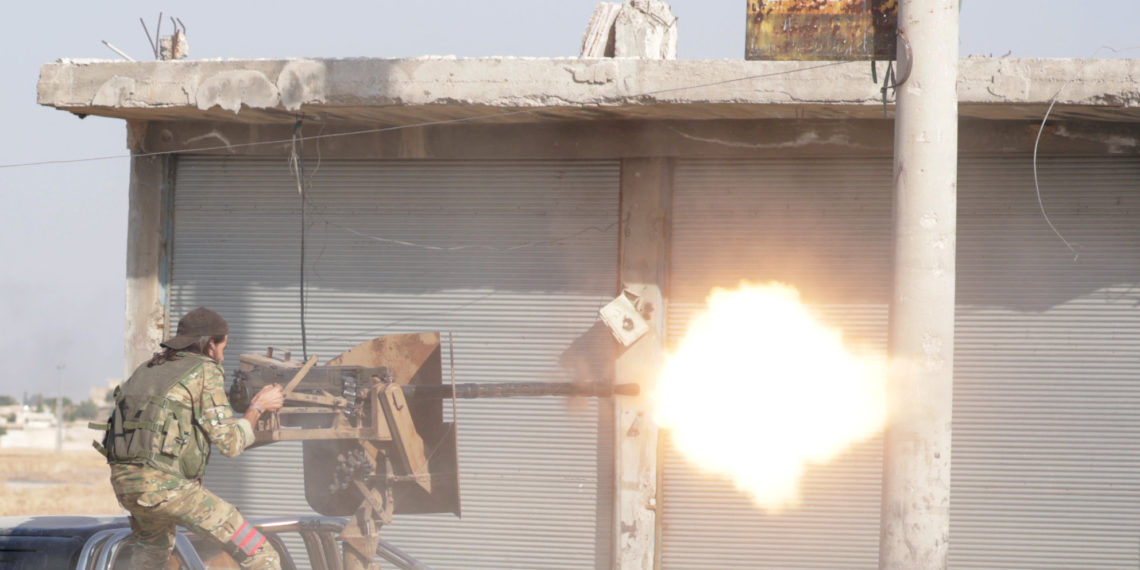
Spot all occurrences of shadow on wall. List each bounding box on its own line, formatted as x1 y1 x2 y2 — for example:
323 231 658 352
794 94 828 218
670 155 1140 314
956 156 1140 312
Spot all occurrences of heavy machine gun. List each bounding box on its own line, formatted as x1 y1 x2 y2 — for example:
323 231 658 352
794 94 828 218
227 332 638 570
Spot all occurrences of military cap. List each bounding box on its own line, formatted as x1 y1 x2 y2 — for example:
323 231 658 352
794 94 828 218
161 307 229 350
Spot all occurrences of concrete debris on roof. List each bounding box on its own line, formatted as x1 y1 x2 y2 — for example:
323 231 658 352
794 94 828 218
615 0 677 59
581 0 677 59
582 3 621 58
159 30 189 61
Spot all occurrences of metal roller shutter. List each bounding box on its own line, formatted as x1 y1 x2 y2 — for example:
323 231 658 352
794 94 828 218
953 156 1140 569
168 157 619 569
665 157 893 569
665 155 1140 569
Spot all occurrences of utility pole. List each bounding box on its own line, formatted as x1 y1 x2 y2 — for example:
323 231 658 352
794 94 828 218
55 363 66 452
880 0 959 569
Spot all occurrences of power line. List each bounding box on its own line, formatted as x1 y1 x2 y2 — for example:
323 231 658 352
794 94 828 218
0 111 539 170
1027 45 1140 260
0 61 857 170
290 120 310 360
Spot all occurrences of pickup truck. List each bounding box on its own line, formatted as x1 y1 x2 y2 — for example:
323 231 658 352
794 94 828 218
0 515 429 570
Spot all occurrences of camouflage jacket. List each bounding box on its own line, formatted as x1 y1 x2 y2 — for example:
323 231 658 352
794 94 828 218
110 352 255 494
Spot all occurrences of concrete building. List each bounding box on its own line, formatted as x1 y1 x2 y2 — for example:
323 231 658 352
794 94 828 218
38 53 1140 569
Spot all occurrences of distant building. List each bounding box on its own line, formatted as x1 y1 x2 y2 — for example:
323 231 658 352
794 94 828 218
0 405 20 426
0 407 57 429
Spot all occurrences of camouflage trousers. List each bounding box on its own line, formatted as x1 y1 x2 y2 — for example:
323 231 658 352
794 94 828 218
114 479 280 569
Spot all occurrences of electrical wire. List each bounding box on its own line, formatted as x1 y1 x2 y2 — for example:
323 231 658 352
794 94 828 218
236 61 849 351
277 119 621 347
5 53 1137 179
0 61 857 170
1028 45 1140 260
0 111 540 170
1031 91 1078 260
290 120 309 360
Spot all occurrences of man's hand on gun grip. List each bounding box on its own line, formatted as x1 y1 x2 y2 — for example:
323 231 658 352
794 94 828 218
245 384 285 423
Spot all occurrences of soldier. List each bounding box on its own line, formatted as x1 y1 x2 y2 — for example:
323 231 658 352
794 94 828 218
91 307 286 569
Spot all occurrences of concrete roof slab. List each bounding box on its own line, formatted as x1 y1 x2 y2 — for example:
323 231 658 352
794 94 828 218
37 56 1140 124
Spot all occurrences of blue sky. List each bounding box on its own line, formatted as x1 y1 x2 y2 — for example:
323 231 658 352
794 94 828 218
1 0 1137 401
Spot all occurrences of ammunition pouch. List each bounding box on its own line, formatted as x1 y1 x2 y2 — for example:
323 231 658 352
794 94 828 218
94 357 212 480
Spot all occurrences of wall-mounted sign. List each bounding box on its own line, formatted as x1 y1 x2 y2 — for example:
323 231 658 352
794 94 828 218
746 0 898 61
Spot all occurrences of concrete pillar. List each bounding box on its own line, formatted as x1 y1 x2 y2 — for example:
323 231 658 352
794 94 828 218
124 121 169 374
879 1 958 569
613 158 671 569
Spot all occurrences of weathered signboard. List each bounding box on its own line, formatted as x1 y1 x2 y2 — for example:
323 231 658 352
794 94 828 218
746 0 898 61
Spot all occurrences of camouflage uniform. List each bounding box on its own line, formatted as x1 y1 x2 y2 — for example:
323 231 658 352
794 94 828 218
98 352 280 569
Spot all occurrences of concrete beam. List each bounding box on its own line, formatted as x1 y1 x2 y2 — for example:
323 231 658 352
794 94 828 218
37 57 1140 125
124 127 169 373
613 157 671 570
135 118 1140 163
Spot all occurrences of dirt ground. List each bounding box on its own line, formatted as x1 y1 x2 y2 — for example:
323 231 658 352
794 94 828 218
0 448 122 516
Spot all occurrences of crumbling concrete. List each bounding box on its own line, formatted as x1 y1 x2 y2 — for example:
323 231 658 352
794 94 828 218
37 57 1140 125
581 1 677 59
159 29 189 61
613 158 671 570
124 151 167 373
194 69 279 113
581 3 622 57
613 0 677 59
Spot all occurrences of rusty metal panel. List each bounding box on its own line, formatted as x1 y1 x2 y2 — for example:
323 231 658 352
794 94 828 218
746 0 897 61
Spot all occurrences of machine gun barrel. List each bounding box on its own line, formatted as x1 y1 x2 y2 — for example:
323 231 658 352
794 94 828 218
237 333 645 570
402 381 639 399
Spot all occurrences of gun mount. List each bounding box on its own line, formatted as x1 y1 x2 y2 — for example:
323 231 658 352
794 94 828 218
227 332 638 570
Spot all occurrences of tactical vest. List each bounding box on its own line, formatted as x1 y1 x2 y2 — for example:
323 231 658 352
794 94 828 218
91 353 213 480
